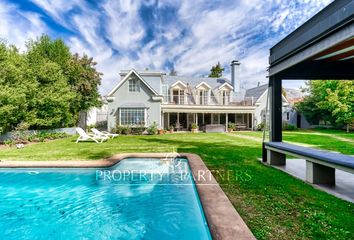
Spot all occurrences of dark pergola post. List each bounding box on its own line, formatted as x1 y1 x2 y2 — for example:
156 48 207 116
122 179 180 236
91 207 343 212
270 76 282 142
264 76 286 165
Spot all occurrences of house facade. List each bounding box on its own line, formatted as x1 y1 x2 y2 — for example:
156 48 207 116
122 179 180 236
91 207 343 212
106 61 289 131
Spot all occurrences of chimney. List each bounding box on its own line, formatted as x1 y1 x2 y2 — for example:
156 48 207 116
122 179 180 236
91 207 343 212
230 60 240 92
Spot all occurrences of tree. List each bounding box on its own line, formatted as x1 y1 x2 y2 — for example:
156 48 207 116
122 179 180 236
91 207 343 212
296 80 353 132
26 35 102 125
0 43 37 132
320 81 354 132
67 53 102 114
0 35 103 132
208 62 224 78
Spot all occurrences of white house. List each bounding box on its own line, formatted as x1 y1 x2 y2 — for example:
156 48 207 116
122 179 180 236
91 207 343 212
105 61 289 131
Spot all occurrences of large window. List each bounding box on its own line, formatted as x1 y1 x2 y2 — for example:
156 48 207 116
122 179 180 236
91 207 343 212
128 78 140 92
119 108 145 125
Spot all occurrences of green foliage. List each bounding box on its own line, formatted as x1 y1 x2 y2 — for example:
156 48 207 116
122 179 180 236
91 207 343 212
11 122 30 143
114 126 132 135
131 126 146 135
228 122 236 131
257 122 265 131
147 122 158 135
283 123 297 130
0 35 102 132
191 123 198 129
27 131 68 142
67 54 102 114
208 62 224 78
296 80 354 131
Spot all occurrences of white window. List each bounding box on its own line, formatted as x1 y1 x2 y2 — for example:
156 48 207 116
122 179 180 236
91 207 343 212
199 90 209 105
119 108 145 125
221 91 230 105
161 84 169 103
128 78 140 92
172 89 185 104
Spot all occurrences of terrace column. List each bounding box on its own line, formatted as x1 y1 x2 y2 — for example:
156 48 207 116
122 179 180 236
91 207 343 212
251 113 254 131
195 113 198 124
226 114 228 131
264 76 285 165
167 113 170 128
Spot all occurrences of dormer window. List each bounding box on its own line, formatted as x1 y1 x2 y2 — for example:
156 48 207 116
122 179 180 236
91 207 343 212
128 78 140 92
172 89 185 104
221 91 230 105
199 90 209 105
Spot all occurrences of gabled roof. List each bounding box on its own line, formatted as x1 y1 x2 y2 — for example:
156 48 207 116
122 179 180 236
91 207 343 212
195 81 212 89
107 69 160 97
244 84 268 102
218 82 233 90
171 80 187 88
163 75 231 89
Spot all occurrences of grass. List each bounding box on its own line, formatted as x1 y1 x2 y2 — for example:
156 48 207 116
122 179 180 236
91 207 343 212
0 130 353 239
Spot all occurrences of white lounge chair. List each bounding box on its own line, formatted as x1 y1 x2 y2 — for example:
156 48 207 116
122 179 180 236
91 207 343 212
91 128 119 139
75 127 108 143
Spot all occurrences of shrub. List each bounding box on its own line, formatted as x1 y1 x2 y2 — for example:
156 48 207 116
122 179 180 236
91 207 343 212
147 122 158 135
257 122 265 131
11 122 30 143
191 123 198 129
228 122 236 131
283 123 297 130
114 126 132 135
131 126 146 135
27 131 68 142
4 139 14 146
95 121 107 131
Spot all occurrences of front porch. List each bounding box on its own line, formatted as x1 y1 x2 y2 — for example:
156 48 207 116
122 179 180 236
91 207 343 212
162 112 254 131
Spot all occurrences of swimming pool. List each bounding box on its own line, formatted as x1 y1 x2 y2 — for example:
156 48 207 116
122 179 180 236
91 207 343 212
0 158 211 239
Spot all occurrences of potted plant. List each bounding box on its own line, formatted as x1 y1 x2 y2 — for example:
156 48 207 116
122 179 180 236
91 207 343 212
169 125 174 133
158 128 164 135
228 122 236 132
191 123 198 133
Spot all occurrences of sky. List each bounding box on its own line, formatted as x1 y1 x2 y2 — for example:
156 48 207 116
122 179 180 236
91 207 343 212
0 0 333 94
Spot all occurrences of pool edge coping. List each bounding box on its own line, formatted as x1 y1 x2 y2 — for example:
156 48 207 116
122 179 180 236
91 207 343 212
0 153 255 240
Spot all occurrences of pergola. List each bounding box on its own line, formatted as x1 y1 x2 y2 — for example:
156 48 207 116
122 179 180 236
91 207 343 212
263 0 354 182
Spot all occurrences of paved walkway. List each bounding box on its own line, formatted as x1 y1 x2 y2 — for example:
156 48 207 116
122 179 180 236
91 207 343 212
273 159 354 203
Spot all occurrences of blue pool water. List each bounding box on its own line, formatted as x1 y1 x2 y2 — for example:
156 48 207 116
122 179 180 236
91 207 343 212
0 158 211 240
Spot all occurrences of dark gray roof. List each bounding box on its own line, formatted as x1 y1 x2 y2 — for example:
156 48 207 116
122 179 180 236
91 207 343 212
162 75 231 89
245 84 268 101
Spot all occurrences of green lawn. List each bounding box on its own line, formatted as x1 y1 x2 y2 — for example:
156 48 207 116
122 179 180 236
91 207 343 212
0 130 353 239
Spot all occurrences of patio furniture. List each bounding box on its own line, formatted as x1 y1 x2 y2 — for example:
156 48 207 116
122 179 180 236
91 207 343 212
91 128 119 139
264 142 354 185
205 124 225 133
75 127 108 143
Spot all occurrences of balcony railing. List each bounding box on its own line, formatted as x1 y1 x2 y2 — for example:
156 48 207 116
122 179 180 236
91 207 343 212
164 96 255 106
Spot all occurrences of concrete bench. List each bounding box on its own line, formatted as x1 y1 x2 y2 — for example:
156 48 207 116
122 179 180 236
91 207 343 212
264 142 354 185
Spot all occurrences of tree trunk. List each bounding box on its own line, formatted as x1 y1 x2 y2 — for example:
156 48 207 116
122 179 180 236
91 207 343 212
347 123 349 133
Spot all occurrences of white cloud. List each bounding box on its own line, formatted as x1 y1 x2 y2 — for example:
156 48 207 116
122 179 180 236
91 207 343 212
0 0 334 93
0 1 48 50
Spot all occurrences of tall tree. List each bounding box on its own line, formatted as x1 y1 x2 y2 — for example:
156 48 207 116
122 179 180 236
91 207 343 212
0 43 37 132
319 81 354 132
67 53 102 113
208 62 224 78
